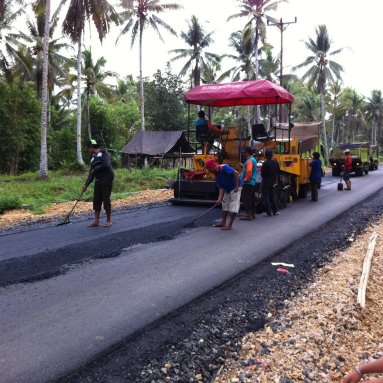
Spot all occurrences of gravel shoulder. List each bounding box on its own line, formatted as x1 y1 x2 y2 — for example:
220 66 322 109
53 189 383 383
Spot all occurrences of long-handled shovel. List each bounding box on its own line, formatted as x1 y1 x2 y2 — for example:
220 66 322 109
183 203 218 228
183 193 232 228
56 190 85 226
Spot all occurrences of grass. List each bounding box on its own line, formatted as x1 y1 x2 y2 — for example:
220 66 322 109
0 168 177 215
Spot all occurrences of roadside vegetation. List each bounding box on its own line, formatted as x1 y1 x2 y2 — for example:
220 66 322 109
0 168 176 215
1 0 382 217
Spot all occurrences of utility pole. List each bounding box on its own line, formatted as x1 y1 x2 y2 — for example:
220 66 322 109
267 17 297 87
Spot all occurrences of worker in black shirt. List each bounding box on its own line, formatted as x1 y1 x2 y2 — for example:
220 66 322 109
83 139 114 227
261 148 280 216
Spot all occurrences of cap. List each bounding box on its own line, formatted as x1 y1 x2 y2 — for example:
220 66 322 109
244 146 253 155
205 158 218 169
344 149 350 154
88 139 99 148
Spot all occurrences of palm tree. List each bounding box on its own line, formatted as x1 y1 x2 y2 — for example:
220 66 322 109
118 0 181 133
62 0 119 166
15 5 71 97
293 24 344 164
169 15 220 87
33 0 50 177
220 27 256 81
340 88 366 143
82 48 118 138
326 81 345 146
227 0 287 80
258 44 279 81
365 90 383 145
295 91 320 122
0 0 27 81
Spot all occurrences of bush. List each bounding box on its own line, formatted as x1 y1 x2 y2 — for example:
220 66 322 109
59 160 87 173
0 196 22 214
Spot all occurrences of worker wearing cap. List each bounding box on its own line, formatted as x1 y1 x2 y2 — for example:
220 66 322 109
343 149 352 190
83 139 115 227
205 158 243 230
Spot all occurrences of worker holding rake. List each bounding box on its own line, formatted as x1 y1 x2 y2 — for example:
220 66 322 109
83 139 114 227
205 158 242 230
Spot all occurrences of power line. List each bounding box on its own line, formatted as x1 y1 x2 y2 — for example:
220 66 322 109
267 17 297 87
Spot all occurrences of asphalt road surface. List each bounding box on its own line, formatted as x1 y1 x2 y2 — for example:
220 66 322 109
1 170 382 383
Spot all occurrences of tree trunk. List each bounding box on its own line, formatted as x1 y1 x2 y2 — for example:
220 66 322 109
139 23 147 167
86 89 91 139
330 115 335 148
320 92 329 165
254 27 260 123
76 37 84 165
39 0 50 178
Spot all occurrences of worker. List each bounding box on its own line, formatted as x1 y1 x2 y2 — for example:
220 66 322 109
261 148 280 216
343 149 352 190
342 355 383 382
309 151 322 202
240 146 257 220
205 158 242 230
195 110 227 154
83 139 114 227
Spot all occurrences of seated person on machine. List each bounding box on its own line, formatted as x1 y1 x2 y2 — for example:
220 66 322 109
195 110 227 154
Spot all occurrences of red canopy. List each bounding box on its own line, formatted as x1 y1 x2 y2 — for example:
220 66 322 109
184 80 294 107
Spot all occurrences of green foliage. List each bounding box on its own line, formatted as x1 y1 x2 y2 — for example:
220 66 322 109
88 96 140 165
0 168 176 213
144 66 188 131
113 167 177 195
0 196 22 214
0 81 41 174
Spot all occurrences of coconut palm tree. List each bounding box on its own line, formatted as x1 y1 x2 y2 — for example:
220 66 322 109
325 81 345 146
340 88 366 143
227 0 287 80
82 48 118 138
118 0 181 133
293 24 344 164
33 0 50 177
220 27 256 81
169 15 220 87
62 0 119 165
365 90 383 145
14 5 71 97
0 0 28 81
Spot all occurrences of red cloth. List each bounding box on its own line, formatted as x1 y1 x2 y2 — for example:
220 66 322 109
205 158 218 168
345 155 352 170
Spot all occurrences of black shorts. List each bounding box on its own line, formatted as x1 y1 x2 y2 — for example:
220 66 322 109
93 179 113 212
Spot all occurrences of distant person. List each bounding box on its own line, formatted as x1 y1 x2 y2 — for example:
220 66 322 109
240 146 257 220
83 139 114 227
343 149 352 190
261 149 280 216
195 110 227 154
342 355 383 382
309 151 322 202
205 158 242 230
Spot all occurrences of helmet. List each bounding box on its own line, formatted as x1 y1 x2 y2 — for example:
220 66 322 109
344 149 350 154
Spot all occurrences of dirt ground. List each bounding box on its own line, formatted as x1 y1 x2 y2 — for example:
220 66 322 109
0 189 173 230
215 220 383 383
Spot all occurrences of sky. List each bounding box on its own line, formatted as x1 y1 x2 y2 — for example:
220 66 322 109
25 0 383 98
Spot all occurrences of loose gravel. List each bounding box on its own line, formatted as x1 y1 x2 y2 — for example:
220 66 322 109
55 189 383 383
